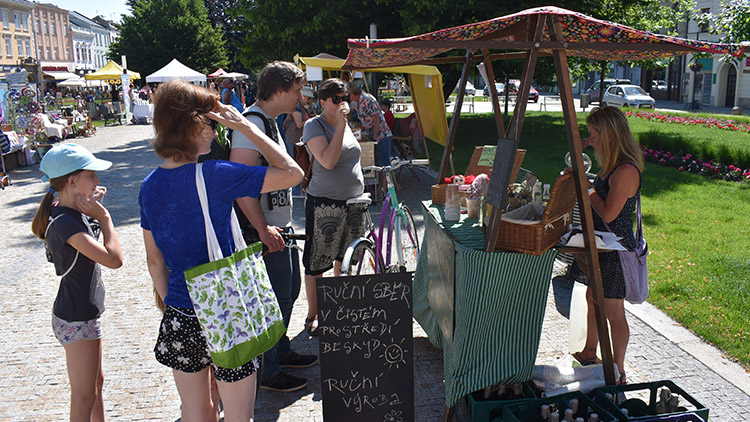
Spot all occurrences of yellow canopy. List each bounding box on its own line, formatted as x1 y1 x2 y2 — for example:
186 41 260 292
296 55 448 146
84 60 141 81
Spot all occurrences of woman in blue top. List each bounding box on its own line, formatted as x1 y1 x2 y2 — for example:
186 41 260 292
139 79 302 422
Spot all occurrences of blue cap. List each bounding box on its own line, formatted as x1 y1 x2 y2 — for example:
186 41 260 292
39 143 112 182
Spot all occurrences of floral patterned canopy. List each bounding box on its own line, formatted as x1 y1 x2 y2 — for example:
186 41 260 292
343 6 744 69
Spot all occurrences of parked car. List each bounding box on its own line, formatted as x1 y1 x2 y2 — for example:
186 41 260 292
482 82 505 97
601 84 656 109
483 81 538 102
454 81 476 96
651 80 667 91
586 78 631 101
528 85 539 102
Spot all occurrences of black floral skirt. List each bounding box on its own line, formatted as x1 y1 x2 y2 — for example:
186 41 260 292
302 194 366 275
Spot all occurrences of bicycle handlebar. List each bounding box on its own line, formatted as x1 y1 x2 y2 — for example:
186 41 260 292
280 233 307 241
362 158 430 174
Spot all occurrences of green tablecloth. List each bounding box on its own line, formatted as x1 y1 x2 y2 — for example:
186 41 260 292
414 201 557 408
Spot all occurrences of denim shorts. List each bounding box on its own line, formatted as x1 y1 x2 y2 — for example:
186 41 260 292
154 306 259 383
52 314 102 346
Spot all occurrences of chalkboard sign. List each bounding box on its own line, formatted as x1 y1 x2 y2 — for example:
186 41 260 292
317 272 414 422
484 137 518 210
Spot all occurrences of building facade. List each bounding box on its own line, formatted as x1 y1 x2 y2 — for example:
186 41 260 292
0 0 35 77
32 2 74 77
89 15 116 70
68 11 99 74
682 0 747 110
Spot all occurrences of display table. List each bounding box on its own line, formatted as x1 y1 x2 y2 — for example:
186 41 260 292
133 104 154 123
413 201 557 408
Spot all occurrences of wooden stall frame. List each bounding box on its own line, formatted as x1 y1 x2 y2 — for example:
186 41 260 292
342 7 745 420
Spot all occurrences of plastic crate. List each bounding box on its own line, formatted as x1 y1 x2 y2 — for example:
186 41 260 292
639 414 704 422
504 390 618 422
466 383 537 422
593 380 709 422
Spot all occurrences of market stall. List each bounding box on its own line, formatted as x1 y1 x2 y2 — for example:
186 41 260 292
297 53 449 154
84 60 141 84
145 59 206 83
342 5 743 416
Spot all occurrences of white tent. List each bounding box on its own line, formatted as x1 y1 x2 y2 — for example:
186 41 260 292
145 58 206 83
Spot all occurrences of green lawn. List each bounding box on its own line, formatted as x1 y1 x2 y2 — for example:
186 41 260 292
417 111 750 368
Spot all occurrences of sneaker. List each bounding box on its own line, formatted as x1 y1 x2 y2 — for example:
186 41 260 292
259 371 307 392
279 351 319 369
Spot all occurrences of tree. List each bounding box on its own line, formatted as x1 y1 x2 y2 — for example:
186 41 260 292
205 0 249 72
108 0 228 77
229 0 693 99
230 0 588 96
701 0 750 44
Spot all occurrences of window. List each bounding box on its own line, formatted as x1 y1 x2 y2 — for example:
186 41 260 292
46 46 50 59
50 19 55 34
17 39 22 57
699 8 710 33
1 10 8 28
14 12 20 29
24 39 30 56
22 13 28 31
35 17 40 33
5 37 12 57
43 19 47 34
54 46 58 59
76 46 80 61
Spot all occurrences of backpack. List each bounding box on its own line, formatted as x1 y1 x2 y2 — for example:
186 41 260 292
243 111 313 194
197 110 278 241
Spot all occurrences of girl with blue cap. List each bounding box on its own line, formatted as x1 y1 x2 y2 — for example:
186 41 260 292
31 143 123 422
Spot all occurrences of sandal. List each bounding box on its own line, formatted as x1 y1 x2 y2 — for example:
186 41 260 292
573 351 602 366
305 317 319 337
617 370 627 385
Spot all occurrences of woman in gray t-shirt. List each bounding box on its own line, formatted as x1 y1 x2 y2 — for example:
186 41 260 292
301 78 366 335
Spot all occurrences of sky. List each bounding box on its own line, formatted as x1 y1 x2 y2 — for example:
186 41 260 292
46 0 132 23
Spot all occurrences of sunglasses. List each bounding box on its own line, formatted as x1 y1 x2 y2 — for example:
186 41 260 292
205 118 218 131
330 95 349 105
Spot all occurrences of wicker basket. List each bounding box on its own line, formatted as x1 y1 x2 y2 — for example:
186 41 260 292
432 146 526 205
495 173 576 255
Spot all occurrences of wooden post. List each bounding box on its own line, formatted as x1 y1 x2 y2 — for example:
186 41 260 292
483 16 545 251
407 73 433 169
437 49 473 183
482 48 506 137
550 16 616 386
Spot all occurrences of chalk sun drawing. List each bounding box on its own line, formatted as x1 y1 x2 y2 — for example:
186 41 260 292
380 337 407 369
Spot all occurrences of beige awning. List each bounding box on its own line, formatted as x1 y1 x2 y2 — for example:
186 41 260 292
43 71 80 81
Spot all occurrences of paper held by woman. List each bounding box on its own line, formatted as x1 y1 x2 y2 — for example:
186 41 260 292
560 228 627 250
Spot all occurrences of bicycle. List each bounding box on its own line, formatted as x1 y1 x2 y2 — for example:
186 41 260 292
340 160 427 275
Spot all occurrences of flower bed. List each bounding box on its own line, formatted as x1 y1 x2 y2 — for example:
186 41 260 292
642 145 750 183
625 110 750 133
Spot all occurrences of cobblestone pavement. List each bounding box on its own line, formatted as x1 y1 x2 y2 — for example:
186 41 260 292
1 124 749 421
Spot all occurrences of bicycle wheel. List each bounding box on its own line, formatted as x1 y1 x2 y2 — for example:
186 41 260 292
393 205 420 273
341 238 382 276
